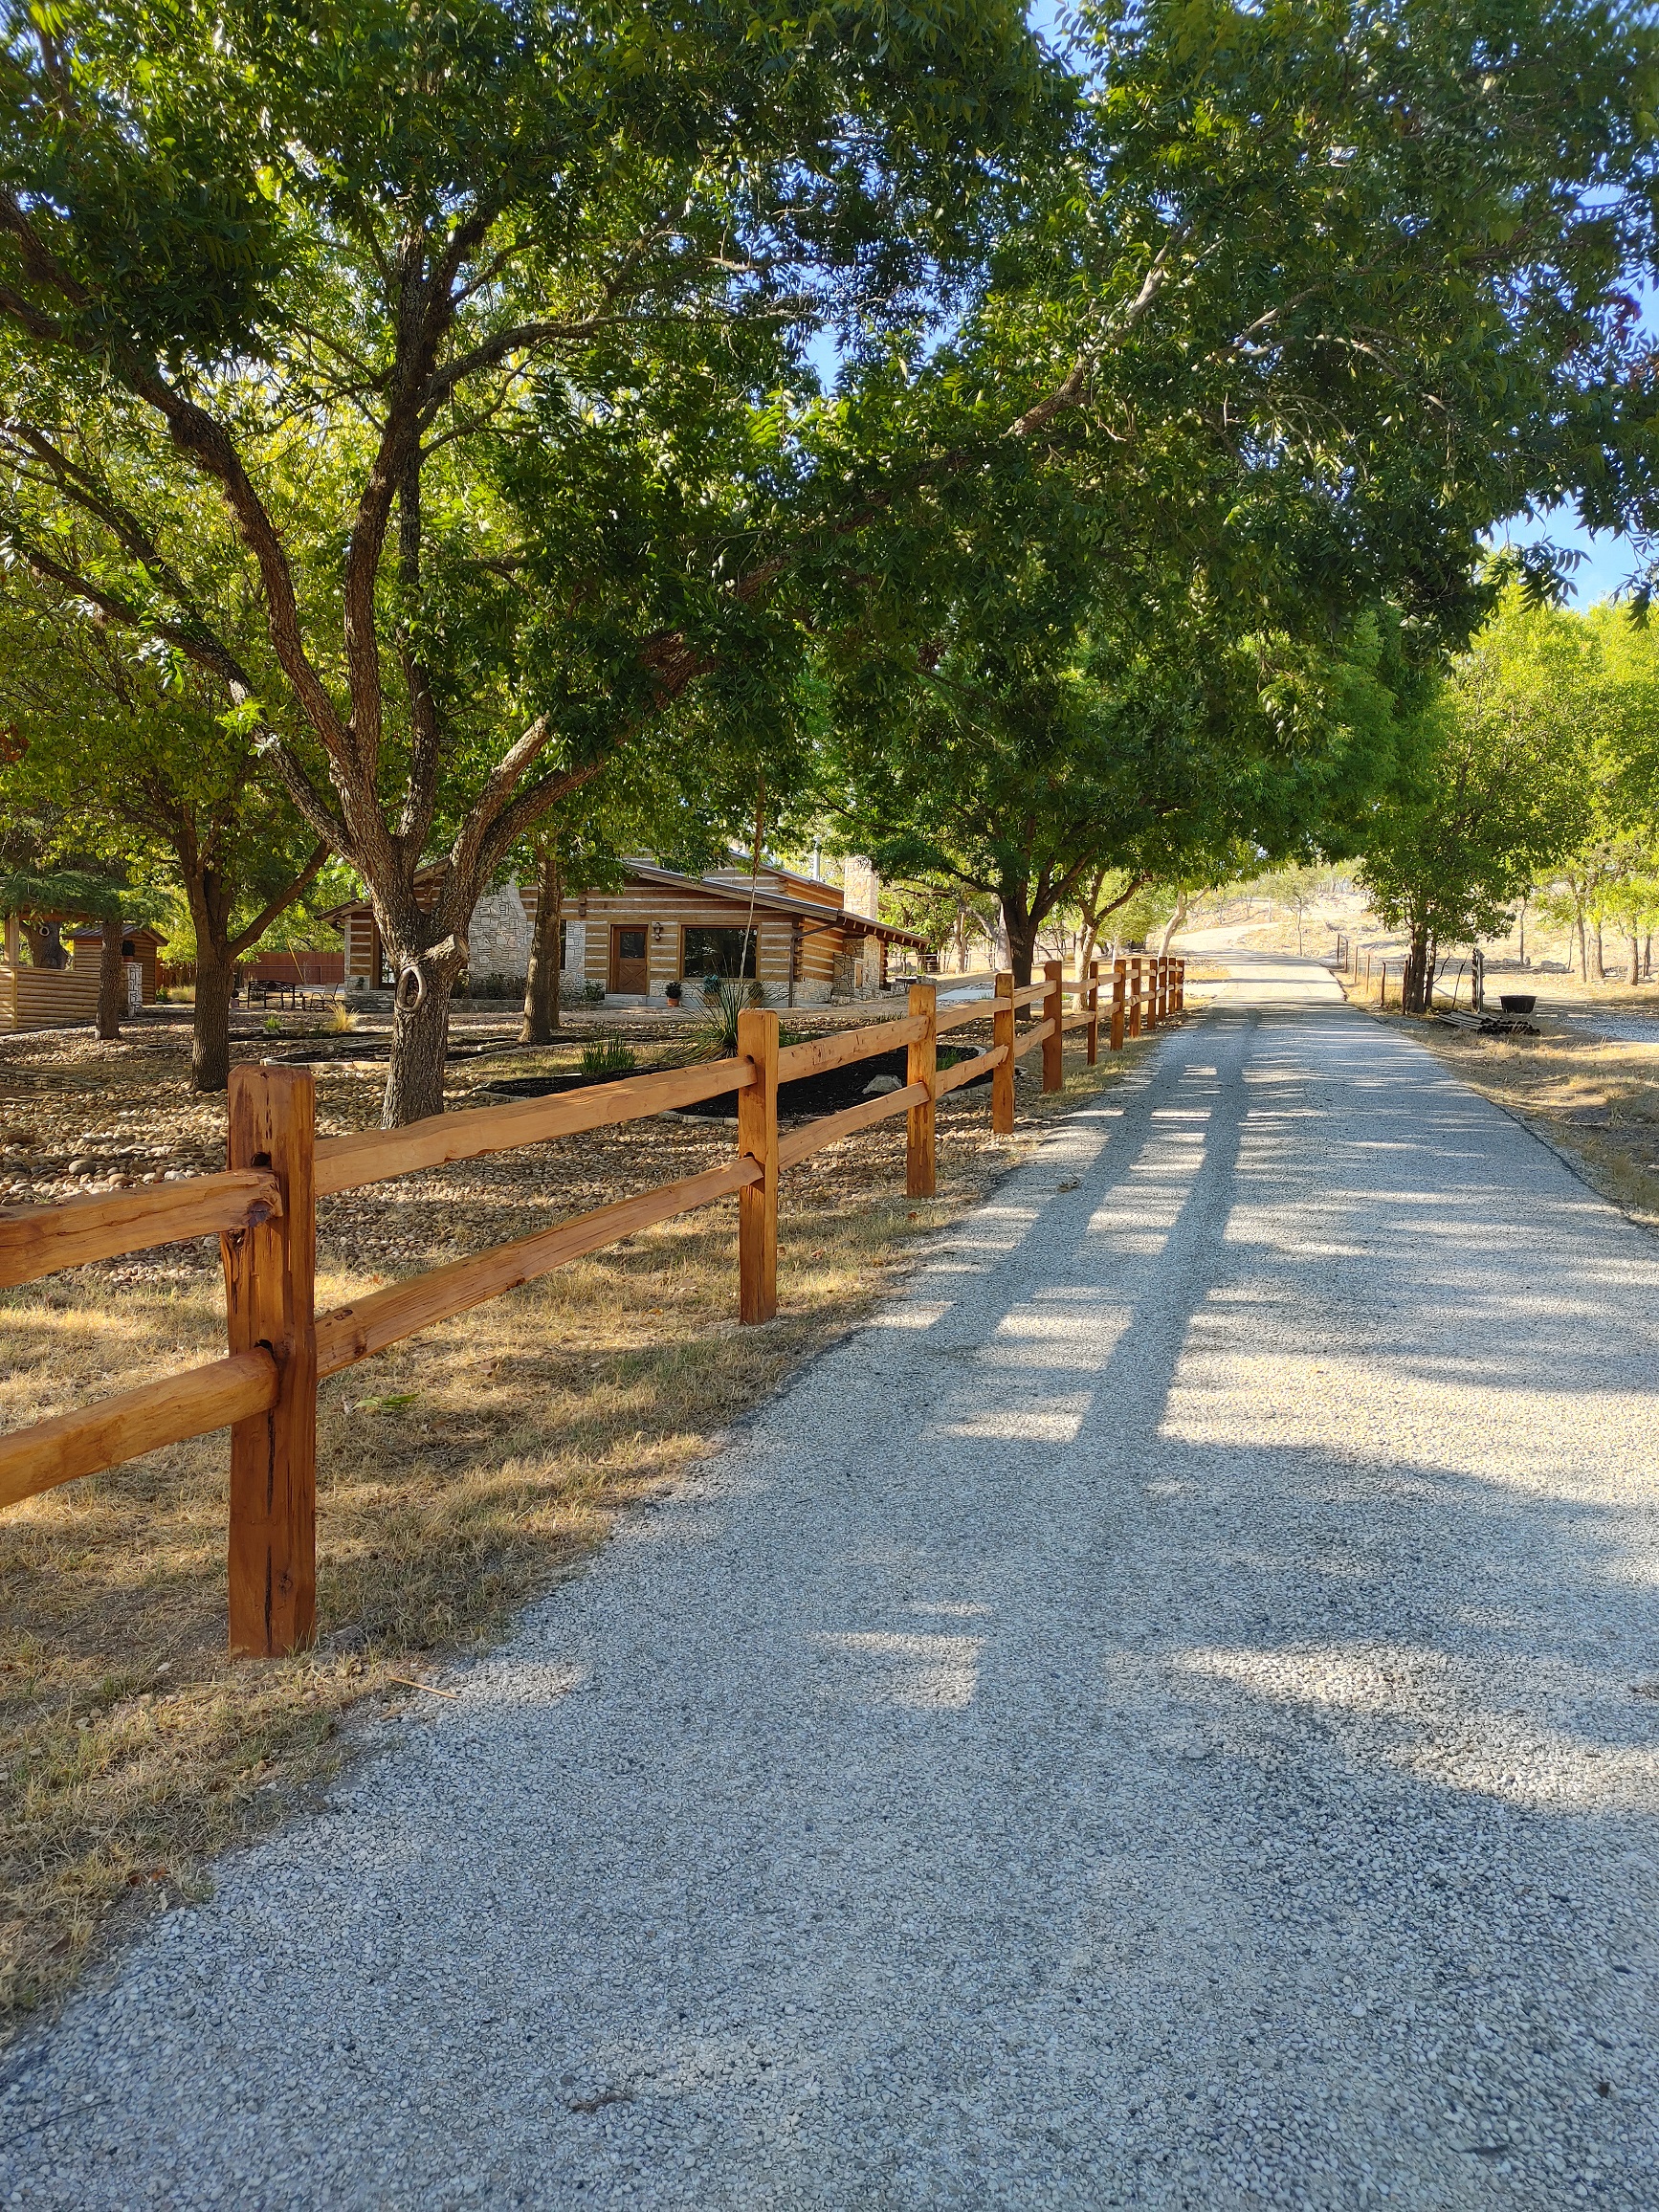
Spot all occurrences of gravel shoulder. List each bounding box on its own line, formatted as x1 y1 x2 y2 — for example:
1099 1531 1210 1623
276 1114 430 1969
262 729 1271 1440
6 960 1659 2209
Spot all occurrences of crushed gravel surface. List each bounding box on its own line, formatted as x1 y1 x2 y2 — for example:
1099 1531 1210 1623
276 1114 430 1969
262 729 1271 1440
5 956 1659 2208
1556 1009 1659 1048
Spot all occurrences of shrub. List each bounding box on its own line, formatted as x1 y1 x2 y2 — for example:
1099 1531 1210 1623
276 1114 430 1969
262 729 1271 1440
262 1013 282 1037
326 999 357 1034
582 980 605 1004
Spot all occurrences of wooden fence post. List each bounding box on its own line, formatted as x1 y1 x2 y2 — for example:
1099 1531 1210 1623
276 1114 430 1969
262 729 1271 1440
1086 960 1100 1065
1111 958 1126 1051
1175 959 1184 1013
907 981 937 1198
737 1005 779 1323
992 972 1015 1134
1041 960 1064 1093
223 1064 317 1657
1129 955 1143 1038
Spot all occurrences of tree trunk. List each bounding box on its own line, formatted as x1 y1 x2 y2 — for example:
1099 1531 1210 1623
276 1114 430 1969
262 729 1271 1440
1001 899 1039 987
1629 930 1641 986
97 917 123 1040
1594 918 1605 982
1160 891 1188 957
1516 896 1528 968
1577 908 1588 979
191 939 237 1094
1403 926 1432 1014
382 961 456 1125
520 843 563 1044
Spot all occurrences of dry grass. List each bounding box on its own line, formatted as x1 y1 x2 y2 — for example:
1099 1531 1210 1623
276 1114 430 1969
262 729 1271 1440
1334 982 1659 1228
0 1010 1152 2035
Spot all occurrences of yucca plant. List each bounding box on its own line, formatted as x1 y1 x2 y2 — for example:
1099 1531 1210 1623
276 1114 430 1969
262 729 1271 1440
699 977 766 1056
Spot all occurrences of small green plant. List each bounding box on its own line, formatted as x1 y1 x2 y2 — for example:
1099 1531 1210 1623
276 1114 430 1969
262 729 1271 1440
153 984 170 1004
699 976 766 1056
262 1013 282 1037
581 1034 637 1077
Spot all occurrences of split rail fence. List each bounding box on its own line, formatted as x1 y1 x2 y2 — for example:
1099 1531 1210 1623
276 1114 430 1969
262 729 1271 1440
0 954 1185 1653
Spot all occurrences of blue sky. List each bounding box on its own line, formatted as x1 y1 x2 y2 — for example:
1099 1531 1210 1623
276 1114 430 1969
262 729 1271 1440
1494 508 1642 608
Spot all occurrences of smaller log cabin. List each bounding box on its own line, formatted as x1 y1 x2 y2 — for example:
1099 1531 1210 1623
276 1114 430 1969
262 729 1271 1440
329 859 923 1003
66 923 166 1004
0 913 167 1033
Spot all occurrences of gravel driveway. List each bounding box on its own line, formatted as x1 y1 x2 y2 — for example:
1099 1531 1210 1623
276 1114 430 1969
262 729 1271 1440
5 956 1659 2210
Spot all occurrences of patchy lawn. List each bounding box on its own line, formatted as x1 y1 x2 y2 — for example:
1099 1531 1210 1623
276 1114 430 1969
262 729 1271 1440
0 1003 1160 2034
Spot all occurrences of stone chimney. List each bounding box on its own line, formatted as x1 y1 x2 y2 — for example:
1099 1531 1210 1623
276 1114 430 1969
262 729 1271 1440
842 854 879 921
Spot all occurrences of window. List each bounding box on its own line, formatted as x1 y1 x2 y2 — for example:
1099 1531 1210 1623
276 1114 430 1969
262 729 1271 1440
682 925 757 979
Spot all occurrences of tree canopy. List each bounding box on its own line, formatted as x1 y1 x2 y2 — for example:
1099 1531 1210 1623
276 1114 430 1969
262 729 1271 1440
2 0 1657 1105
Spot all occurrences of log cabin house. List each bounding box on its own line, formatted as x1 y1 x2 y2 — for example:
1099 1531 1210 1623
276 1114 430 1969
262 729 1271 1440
328 857 923 1004
0 912 167 1033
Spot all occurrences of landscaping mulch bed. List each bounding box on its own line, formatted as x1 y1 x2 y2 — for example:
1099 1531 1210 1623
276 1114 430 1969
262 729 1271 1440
477 1043 994 1119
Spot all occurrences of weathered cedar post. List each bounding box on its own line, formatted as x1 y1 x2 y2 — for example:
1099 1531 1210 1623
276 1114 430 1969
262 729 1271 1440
1111 958 1126 1051
737 1005 779 1323
223 1064 317 1656
1086 960 1100 1065
1128 955 1143 1039
1157 955 1169 1025
1176 959 1185 1013
992 972 1015 1135
1041 960 1064 1093
906 981 937 1198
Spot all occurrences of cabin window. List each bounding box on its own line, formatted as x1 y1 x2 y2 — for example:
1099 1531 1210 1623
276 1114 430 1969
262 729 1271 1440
682 925 758 979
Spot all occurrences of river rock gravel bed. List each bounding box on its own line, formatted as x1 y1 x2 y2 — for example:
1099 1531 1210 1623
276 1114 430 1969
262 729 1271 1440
3 962 1658 2208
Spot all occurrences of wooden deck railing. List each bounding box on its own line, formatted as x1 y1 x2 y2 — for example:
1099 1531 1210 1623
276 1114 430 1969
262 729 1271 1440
0 956 1184 1653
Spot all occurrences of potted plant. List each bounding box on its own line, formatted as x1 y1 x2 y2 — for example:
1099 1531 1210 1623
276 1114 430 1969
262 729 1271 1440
665 978 683 1005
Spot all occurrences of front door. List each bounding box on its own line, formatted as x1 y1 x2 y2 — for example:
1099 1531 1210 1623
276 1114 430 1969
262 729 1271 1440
609 925 648 994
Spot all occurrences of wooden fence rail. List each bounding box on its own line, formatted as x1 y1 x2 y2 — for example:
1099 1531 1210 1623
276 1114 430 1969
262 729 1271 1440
0 958 1185 1652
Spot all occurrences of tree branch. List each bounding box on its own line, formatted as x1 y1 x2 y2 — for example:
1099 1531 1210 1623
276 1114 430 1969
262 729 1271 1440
228 840 332 956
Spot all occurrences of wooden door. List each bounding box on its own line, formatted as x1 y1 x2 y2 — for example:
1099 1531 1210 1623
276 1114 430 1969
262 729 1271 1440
609 925 648 994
